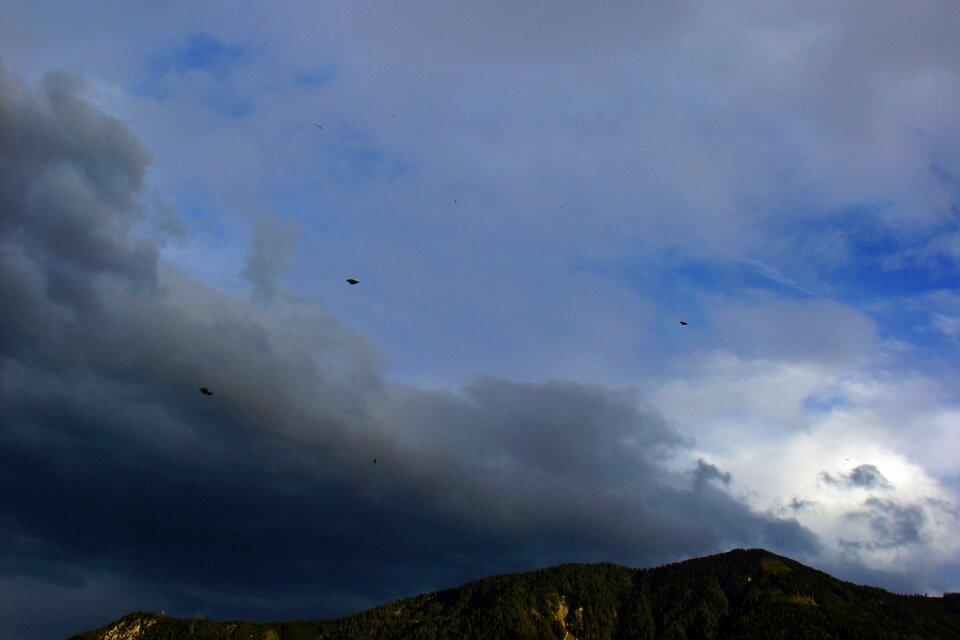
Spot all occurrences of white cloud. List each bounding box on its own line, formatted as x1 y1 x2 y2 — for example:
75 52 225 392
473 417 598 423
651 353 960 592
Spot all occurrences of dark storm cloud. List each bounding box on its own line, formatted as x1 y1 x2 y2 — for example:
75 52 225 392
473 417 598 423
820 464 892 490
374 378 820 561
0 66 817 639
0 65 156 294
693 459 732 492
842 498 926 551
850 465 893 489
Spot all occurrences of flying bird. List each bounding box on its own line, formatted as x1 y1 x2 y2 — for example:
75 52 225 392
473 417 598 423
313 123 323 129
199 387 213 396
346 278 359 285
679 321 688 326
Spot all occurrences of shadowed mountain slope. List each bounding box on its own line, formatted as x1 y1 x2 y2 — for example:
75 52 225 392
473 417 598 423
69 548 960 639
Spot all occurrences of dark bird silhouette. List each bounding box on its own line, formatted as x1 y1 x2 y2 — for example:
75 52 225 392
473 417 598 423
346 278 359 285
314 123 323 129
679 321 688 326
199 387 213 396
373 458 377 464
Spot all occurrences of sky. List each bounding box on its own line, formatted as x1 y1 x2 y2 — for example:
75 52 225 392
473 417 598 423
1 2 959 638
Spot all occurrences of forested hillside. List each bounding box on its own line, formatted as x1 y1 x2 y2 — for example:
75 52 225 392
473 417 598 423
70 549 960 639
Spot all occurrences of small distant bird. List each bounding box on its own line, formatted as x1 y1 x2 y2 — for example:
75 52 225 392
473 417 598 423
199 387 213 396
679 320 688 326
453 200 458 203
373 458 377 464
314 123 323 129
346 278 359 285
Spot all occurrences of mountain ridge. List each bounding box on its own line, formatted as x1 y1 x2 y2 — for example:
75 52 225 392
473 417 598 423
69 548 960 639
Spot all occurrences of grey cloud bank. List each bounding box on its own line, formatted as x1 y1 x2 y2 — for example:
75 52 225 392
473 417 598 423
1 66 817 640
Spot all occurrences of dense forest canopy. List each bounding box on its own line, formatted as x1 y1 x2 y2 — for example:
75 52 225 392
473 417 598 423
71 549 960 640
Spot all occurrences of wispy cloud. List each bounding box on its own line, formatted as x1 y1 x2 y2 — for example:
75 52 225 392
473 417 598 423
148 33 253 79
138 33 256 117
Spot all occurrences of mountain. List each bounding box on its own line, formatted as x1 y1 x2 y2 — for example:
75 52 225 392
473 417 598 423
69 548 960 639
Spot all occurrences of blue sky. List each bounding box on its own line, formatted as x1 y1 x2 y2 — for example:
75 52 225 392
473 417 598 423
1 2 960 638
